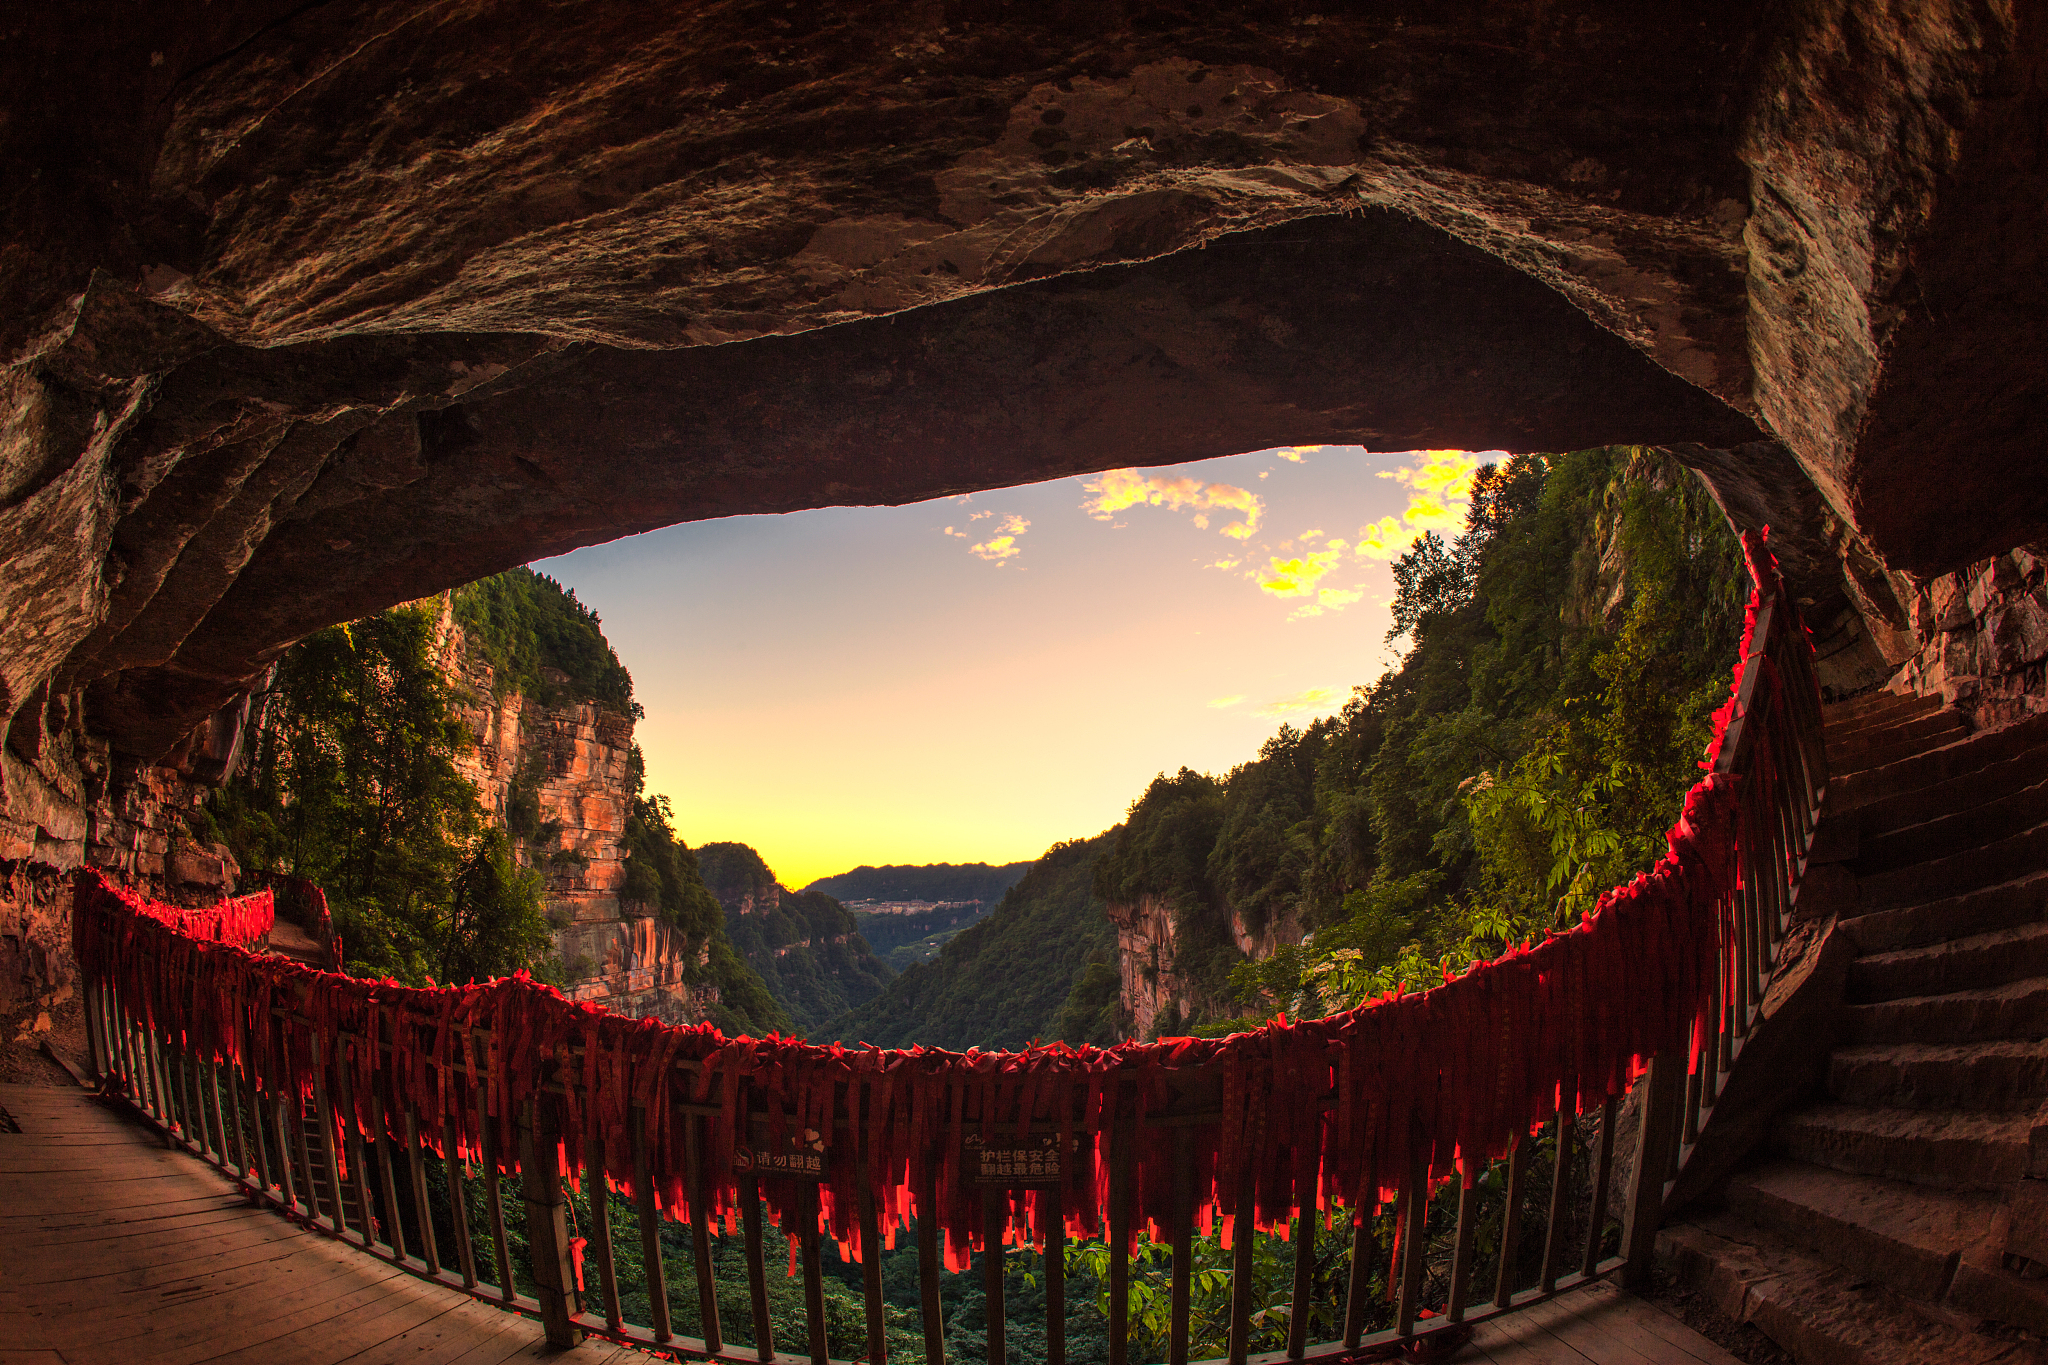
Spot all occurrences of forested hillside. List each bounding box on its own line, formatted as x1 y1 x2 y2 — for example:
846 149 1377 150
1094 448 1750 1035
827 837 1117 1050
851 903 992 968
698 842 895 1032
202 570 784 1037
806 861 1032 904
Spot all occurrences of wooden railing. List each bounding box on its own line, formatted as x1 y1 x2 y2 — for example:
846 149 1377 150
71 534 1825 1365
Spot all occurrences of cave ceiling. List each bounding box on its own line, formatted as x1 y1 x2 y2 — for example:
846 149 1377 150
4 0 2045 767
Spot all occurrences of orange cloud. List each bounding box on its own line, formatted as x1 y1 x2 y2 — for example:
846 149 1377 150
1207 694 1246 709
1255 686 1342 718
1081 469 1263 540
1355 449 1482 560
1290 587 1366 620
967 515 1029 562
1272 446 1321 462
1254 547 1346 599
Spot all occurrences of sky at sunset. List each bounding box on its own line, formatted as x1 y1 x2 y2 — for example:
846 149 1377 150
536 445 1493 889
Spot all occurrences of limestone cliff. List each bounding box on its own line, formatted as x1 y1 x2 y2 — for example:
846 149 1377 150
1108 893 1306 1042
429 598 717 1025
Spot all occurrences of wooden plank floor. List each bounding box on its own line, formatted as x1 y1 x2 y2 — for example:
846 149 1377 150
0 1081 1741 1365
0 1082 637 1365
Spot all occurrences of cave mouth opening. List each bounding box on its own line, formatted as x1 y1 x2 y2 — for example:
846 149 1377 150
527 442 1463 893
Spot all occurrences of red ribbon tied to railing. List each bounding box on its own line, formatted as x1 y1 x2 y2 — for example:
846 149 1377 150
71 531 1813 1278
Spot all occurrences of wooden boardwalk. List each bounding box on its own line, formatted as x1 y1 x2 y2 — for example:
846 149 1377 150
0 1081 1741 1365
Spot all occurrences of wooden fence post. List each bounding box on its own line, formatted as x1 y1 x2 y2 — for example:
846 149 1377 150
519 1093 585 1348
1620 1053 1684 1291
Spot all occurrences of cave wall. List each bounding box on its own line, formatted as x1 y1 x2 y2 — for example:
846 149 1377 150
7 1 2048 1019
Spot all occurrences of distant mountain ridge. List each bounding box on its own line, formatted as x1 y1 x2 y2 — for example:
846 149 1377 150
853 902 992 969
826 836 1118 1051
696 842 894 1034
805 860 1032 905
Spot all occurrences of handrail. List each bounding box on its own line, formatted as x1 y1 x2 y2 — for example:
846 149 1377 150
70 531 1825 1365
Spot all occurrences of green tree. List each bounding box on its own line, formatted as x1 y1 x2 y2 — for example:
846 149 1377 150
211 604 555 984
1085 449 1750 1027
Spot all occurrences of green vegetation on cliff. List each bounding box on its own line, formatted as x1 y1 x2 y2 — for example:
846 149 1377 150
1094 449 1749 1031
204 604 557 985
805 861 1032 904
452 566 637 715
697 842 895 1033
828 836 1117 1050
208 572 784 1030
619 751 787 1036
851 904 993 968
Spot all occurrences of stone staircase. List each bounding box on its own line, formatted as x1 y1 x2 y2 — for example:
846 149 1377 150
1660 692 2048 1364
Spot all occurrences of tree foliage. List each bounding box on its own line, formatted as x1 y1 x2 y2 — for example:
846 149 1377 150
451 566 637 715
1090 450 1752 1031
829 836 1116 1050
806 861 1033 903
697 842 896 1033
619 766 788 1036
207 605 556 985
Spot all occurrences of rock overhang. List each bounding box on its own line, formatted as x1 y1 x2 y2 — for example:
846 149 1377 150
4 0 2046 782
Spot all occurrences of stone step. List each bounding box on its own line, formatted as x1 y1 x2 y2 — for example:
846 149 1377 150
1827 1038 2048 1112
1827 707 1971 770
1846 870 2048 956
1835 733 1977 788
1851 921 2048 1004
1851 724 2048 843
1856 818 2048 915
1848 976 2048 1045
1832 710 2048 814
1824 690 1941 730
1658 1215 2023 1365
1721 1158 1997 1304
1853 770 2048 875
1770 1101 2030 1190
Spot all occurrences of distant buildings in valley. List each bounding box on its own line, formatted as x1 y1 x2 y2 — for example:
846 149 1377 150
842 899 986 918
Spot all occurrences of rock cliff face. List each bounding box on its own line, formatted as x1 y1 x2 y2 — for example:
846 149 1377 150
1886 546 2048 730
429 599 715 1024
1108 892 1304 1040
1 751 239 1042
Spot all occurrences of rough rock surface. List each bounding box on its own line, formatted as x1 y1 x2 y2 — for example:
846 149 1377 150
6 3 2048 1014
430 599 715 1024
1109 891 1302 1039
1888 546 2048 730
0 760 238 1041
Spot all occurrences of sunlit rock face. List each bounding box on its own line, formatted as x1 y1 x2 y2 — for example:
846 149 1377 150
4 1 2047 860
429 599 713 1023
432 600 632 925
1109 891 1306 1040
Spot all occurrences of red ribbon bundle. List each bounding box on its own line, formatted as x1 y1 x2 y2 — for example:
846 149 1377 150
70 535 1812 1275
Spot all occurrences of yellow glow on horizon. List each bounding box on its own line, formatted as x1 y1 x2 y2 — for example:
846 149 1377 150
552 445 1505 894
